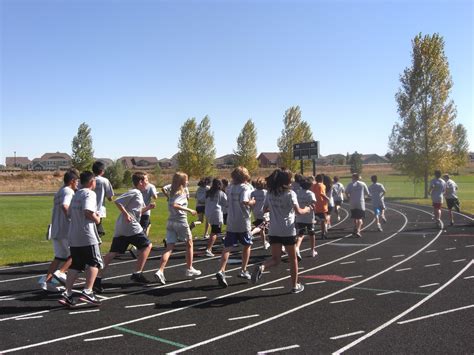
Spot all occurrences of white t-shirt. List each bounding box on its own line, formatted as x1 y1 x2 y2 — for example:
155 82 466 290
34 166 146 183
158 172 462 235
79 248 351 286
444 179 458 199
226 183 252 233
430 178 446 203
368 183 386 209
265 190 299 237
295 189 316 224
68 188 99 247
113 189 145 237
251 189 267 220
167 192 189 225
141 183 158 216
332 182 345 202
51 186 75 240
94 175 114 218
205 190 227 225
346 180 370 210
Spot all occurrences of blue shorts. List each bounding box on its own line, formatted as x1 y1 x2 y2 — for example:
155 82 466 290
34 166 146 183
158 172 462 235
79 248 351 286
224 231 253 248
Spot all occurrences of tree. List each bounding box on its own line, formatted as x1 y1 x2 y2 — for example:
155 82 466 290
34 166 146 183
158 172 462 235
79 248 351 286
389 33 458 198
349 151 363 174
104 159 125 189
277 106 313 171
152 164 163 186
122 170 132 186
71 122 94 172
177 118 198 177
234 119 258 174
450 124 469 174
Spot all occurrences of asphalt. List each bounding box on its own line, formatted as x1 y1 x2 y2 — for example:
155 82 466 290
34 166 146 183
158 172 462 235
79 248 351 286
1 202 473 354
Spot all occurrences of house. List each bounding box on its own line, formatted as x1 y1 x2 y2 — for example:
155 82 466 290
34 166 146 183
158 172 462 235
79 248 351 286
5 157 31 169
31 152 72 171
158 158 172 169
469 152 474 162
214 154 237 168
119 156 159 170
257 152 281 168
361 154 389 165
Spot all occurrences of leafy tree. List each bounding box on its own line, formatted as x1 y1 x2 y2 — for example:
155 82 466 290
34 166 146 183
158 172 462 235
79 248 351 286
71 122 94 172
349 151 363 174
277 106 313 171
389 33 457 197
177 118 198 177
122 170 132 186
450 124 469 174
104 159 125 189
234 119 258 174
152 164 163 186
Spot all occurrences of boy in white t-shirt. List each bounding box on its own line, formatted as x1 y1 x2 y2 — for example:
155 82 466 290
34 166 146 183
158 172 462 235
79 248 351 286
92 161 114 238
332 176 345 222
368 175 387 232
429 170 446 229
443 174 459 226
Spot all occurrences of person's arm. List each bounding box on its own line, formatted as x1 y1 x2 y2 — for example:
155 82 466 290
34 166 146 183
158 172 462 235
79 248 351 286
85 209 100 224
294 203 311 215
141 203 156 214
172 203 197 216
115 201 133 223
61 204 70 217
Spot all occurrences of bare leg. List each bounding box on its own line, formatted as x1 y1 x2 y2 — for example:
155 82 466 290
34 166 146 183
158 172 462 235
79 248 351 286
65 269 79 294
286 244 299 288
84 266 99 290
207 233 217 252
218 248 231 272
59 257 72 273
263 243 282 270
185 239 194 269
159 244 175 272
241 245 251 271
97 252 119 277
135 243 152 273
45 259 61 282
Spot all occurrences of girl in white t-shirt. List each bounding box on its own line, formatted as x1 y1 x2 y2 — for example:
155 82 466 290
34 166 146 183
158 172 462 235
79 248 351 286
204 178 227 257
251 168 311 294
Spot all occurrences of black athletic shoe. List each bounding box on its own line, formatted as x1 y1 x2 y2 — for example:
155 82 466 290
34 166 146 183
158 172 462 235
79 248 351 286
131 272 151 284
79 290 101 306
58 292 76 307
251 265 263 284
216 271 228 288
93 278 104 294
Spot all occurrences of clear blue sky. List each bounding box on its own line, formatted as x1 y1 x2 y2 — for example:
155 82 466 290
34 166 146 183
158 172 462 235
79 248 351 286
1 0 472 164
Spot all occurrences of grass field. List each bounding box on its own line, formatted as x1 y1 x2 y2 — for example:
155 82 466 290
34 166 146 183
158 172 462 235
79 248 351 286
1 174 473 266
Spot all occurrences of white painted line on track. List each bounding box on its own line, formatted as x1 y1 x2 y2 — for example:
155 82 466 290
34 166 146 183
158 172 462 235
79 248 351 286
340 261 356 265
261 286 285 291
397 305 474 325
419 283 440 288
366 258 381 261
125 303 155 309
15 316 44 320
466 245 474 248
0 275 42 283
395 268 412 272
228 314 260 321
257 344 300 354
1 310 50 322
306 280 327 285
425 250 437 253
330 331 365 340
445 247 456 250
424 263 441 267
0 298 16 301
452 259 466 263
103 287 121 291
262 271 271 274
158 324 196 331
376 290 399 296
69 309 100 315
392 254 405 258
84 334 124 342
180 296 207 302
0 262 49 271
330 298 355 304
463 275 474 279
345 275 363 279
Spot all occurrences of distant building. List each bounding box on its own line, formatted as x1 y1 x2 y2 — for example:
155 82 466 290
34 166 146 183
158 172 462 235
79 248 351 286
469 152 474 162
215 154 237 168
257 152 281 168
5 157 31 169
158 158 172 169
361 154 389 165
31 152 72 171
119 156 159 170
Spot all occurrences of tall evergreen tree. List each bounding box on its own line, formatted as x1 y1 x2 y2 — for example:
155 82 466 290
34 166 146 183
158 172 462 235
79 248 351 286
234 119 258 174
71 122 94 172
104 159 125 188
389 33 457 197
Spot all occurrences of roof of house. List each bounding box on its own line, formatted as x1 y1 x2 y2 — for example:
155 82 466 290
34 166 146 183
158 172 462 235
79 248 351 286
257 152 281 162
39 152 72 160
5 157 31 166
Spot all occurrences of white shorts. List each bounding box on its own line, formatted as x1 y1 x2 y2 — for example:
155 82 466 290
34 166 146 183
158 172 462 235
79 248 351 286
166 221 192 244
53 238 70 260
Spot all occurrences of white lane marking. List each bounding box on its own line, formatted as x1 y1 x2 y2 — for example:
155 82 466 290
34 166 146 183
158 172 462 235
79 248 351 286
0 298 16 301
376 290 399 296
333 259 473 354
262 271 271 274
69 309 100 315
96 295 109 300
425 250 437 253
306 281 327 285
158 324 196 331
453 259 466 263
125 303 155 309
1 310 50 322
180 296 207 302
424 263 441 267
15 316 44 320
103 287 121 291
330 331 365 340
445 247 456 250
330 298 355 304
366 258 381 261
463 276 474 279
0 275 43 283
257 345 300 354
340 261 356 265
228 314 260 321
419 283 440 288
346 275 364 279
395 268 412 272
392 255 405 258
397 305 474 325
261 286 285 291
466 245 474 248
0 262 50 271
84 334 124 342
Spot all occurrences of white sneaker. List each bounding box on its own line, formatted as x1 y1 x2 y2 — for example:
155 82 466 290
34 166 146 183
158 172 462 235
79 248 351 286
337 216 341 222
203 234 210 240
205 249 215 257
185 267 202 277
312 249 318 258
264 241 270 250
238 270 251 280
154 270 166 285
53 270 67 285
377 223 383 232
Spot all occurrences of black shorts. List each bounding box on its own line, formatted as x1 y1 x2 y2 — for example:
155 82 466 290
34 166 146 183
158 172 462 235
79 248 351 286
335 200 343 206
96 219 105 237
296 223 315 236
140 214 151 232
446 198 460 211
196 205 205 214
223 213 228 225
315 212 327 220
328 206 334 213
110 233 151 254
269 235 297 246
70 245 103 272
210 224 222 234
351 209 365 219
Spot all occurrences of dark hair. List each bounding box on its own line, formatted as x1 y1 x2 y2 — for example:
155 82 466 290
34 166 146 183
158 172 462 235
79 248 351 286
266 168 292 195
315 174 323 183
221 178 229 189
92 161 105 175
434 170 441 178
254 177 266 190
294 174 304 183
64 170 78 185
323 174 332 192
371 175 378 183
300 177 313 190
132 172 146 187
198 177 211 187
80 171 95 186
333 176 340 182
206 178 222 198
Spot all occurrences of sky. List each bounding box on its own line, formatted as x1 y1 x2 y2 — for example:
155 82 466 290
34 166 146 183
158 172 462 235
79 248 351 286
1 0 472 164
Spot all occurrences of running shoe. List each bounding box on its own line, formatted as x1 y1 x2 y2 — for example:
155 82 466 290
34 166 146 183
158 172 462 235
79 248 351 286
131 272 151 284
93 278 104 293
203 234 210 240
185 267 202 277
238 270 251 280
154 270 166 285
377 223 383 232
312 249 318 258
337 216 341 222
354 232 362 238
264 241 270 250
450 221 454 226
58 292 76 307
189 221 202 229
205 249 215 257
52 270 67 285
79 290 101 306
216 271 228 288
291 283 304 294
296 250 302 262
251 265 263 284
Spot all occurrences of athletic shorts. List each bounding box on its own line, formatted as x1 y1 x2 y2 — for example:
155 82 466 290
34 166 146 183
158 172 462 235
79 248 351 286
224 231 253 248
315 212 327 220
269 235 297 246
446 198 460 211
432 202 442 209
96 219 105 237
334 200 343 206
223 213 228 225
210 224 222 234
373 205 385 216
296 223 315 236
196 205 205 214
328 205 334 213
140 214 151 233
70 244 103 272
110 233 151 254
351 209 365 219
53 238 70 260
166 221 192 244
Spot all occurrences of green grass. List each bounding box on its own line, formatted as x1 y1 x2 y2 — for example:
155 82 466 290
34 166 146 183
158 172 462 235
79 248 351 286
1 174 473 266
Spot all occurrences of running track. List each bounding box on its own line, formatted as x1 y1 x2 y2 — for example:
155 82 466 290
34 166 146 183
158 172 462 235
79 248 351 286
1 202 473 354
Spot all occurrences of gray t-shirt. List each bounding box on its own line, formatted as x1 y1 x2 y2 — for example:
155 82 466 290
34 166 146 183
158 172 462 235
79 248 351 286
168 192 189 224
94 175 114 218
332 182 345 202
368 183 386 209
430 178 446 203
68 188 99 247
346 180 370 210
163 184 190 199
251 189 267 220
51 186 75 240
195 186 208 207
205 190 227 225
265 190 299 236
141 183 158 216
295 189 316 224
226 183 252 233
444 179 458 199
113 189 145 237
